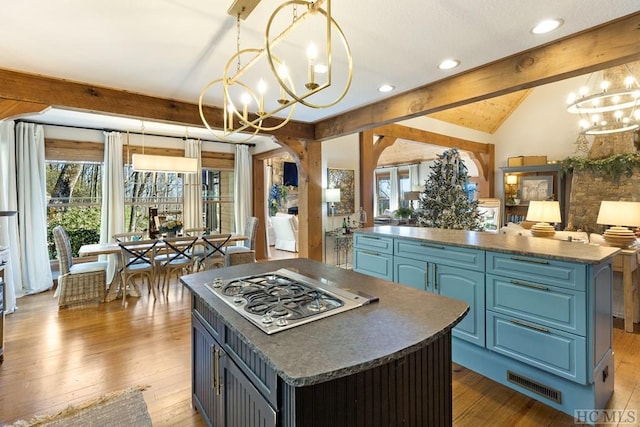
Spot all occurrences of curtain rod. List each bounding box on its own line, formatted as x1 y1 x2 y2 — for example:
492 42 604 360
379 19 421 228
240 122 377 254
14 119 256 147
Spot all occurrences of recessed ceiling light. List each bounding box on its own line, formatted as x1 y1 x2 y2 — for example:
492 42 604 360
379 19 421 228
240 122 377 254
531 18 564 35
438 59 460 70
378 84 395 93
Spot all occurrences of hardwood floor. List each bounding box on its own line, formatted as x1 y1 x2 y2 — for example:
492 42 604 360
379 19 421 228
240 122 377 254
1 269 639 426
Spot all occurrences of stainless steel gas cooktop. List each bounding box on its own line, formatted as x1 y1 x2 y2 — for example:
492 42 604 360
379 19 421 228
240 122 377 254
205 268 378 334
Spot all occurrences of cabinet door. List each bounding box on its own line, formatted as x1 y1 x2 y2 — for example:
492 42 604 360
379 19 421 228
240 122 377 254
353 248 393 281
223 348 277 427
192 314 223 427
394 256 429 291
435 264 485 347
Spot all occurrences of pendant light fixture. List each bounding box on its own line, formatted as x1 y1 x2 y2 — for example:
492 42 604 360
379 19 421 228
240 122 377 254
199 0 353 142
131 122 198 174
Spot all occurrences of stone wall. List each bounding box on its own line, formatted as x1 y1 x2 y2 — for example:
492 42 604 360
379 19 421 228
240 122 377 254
566 169 640 233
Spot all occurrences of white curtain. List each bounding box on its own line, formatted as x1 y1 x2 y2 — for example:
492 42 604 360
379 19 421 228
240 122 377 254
183 139 203 230
0 121 22 312
234 144 252 235
16 122 53 294
409 164 420 190
389 167 399 211
99 131 124 284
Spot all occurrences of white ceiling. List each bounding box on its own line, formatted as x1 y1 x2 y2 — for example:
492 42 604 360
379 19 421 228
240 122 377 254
2 0 639 137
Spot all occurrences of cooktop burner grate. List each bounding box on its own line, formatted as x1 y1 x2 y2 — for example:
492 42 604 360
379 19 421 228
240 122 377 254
205 269 378 334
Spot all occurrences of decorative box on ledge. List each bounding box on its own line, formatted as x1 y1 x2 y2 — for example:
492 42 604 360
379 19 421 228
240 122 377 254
507 155 548 167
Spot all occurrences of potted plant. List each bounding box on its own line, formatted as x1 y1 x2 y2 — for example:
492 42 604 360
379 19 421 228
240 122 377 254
395 207 414 219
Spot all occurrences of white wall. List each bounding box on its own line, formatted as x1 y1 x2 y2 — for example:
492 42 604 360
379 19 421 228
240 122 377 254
493 74 586 166
322 134 360 232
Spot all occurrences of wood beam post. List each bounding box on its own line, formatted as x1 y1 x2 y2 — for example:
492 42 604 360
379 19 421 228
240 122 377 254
358 130 379 227
277 137 323 261
252 155 268 261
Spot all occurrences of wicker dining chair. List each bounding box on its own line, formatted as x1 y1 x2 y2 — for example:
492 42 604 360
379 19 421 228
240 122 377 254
223 217 258 264
118 239 159 305
53 226 107 308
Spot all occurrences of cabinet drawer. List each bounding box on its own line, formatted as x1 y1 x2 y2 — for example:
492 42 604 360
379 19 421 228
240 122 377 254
353 249 393 281
394 239 484 271
487 274 586 335
354 233 394 254
486 251 586 291
486 311 587 384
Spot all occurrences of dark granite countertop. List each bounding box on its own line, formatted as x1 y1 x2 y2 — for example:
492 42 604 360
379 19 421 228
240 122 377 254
181 258 469 387
356 226 620 264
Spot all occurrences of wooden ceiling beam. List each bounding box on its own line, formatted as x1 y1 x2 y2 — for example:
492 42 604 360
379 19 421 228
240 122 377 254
0 68 315 141
373 124 491 154
0 99 49 120
314 12 640 140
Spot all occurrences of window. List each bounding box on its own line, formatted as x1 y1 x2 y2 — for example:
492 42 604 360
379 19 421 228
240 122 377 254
375 167 413 215
202 169 235 233
46 161 103 259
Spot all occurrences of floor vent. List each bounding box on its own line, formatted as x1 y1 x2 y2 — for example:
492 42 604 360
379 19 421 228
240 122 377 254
507 370 561 403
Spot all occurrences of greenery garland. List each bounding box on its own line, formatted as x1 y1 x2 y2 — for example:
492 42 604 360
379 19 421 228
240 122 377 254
562 153 640 182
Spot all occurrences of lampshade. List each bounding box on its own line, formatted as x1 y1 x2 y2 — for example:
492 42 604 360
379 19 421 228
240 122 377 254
132 154 198 173
526 201 561 238
404 191 420 201
505 175 518 185
596 201 640 248
325 188 341 203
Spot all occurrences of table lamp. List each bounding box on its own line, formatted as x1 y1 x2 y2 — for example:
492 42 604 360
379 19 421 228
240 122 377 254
325 188 341 215
526 201 561 238
596 201 640 248
505 174 518 200
404 191 420 210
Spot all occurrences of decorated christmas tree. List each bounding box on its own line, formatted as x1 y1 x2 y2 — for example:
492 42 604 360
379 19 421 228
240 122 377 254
416 148 484 231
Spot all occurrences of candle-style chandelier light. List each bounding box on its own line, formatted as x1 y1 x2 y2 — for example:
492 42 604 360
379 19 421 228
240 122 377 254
566 64 640 136
199 0 352 142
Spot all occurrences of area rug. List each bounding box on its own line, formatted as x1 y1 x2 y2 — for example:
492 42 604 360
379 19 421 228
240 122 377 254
7 385 152 426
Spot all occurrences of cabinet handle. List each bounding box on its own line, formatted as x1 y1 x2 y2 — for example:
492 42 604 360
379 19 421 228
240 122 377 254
434 264 438 290
211 345 216 390
510 319 549 333
510 256 549 265
363 236 380 240
510 280 549 291
420 243 444 250
425 263 429 289
215 348 223 395
362 250 380 256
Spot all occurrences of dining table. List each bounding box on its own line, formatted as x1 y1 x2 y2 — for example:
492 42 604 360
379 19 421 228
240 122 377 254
78 234 248 302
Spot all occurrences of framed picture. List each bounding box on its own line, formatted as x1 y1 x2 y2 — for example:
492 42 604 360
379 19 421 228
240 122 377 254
327 168 355 215
520 176 553 202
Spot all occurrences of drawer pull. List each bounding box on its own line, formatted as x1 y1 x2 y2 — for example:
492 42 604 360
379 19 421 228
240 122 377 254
510 256 549 265
511 319 549 333
211 345 216 390
363 236 381 240
434 264 438 290
421 243 445 250
361 250 380 256
510 280 549 291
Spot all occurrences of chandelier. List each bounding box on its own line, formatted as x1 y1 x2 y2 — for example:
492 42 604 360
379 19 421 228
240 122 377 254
566 65 640 136
199 0 353 142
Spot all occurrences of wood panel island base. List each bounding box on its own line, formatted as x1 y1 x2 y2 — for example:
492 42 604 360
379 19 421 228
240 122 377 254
353 226 619 424
181 258 469 427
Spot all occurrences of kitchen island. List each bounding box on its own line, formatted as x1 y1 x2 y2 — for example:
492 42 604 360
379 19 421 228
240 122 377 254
181 258 469 427
353 226 619 423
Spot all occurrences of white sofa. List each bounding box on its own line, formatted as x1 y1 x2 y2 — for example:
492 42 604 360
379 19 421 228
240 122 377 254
270 214 298 252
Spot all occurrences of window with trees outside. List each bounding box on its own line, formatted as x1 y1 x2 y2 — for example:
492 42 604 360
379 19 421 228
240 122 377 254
46 160 235 261
375 169 411 216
